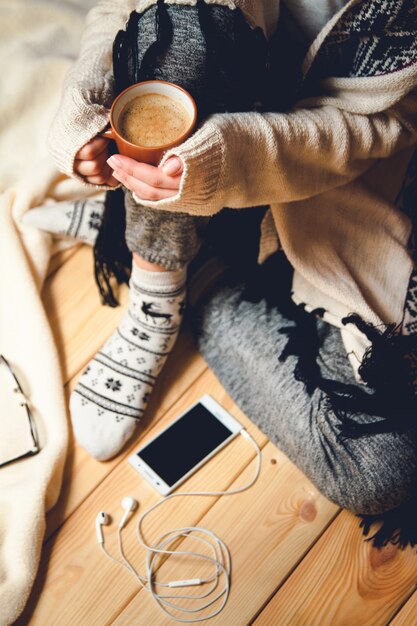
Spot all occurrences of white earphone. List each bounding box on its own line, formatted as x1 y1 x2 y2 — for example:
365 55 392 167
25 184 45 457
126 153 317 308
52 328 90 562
95 511 110 544
119 496 138 529
95 429 262 623
96 497 139 545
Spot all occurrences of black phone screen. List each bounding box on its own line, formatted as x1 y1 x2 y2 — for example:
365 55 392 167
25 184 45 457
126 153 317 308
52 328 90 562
137 403 233 487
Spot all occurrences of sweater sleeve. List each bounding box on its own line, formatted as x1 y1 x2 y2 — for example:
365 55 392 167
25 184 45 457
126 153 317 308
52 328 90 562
47 0 136 184
140 94 417 216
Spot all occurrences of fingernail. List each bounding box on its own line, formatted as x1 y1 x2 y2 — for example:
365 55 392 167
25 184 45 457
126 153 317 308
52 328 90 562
163 157 182 176
107 155 121 168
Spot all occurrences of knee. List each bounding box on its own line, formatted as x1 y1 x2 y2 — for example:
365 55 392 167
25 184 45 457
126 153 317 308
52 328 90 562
136 4 210 95
324 434 417 516
343 471 414 517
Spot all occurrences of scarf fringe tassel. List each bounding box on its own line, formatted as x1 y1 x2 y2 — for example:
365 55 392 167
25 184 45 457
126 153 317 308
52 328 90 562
93 188 131 307
359 498 417 549
236 256 417 551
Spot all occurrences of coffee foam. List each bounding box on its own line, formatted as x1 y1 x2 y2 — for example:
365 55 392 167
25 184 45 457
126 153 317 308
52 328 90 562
118 93 191 147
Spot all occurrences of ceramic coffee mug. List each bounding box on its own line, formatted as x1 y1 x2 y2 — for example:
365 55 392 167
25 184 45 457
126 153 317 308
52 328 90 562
101 80 197 165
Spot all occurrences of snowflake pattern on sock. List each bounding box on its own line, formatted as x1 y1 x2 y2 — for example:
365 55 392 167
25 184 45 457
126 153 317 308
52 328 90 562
69 266 187 461
22 198 105 245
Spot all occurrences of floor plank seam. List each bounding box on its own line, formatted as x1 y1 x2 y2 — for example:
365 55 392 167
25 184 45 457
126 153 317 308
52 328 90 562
45 245 83 281
387 584 417 624
248 507 342 625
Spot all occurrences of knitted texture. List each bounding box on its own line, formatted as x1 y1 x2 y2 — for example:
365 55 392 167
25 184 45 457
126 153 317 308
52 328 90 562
47 0 137 184
47 0 417 366
308 0 417 80
192 271 417 547
0 1 98 621
70 263 186 460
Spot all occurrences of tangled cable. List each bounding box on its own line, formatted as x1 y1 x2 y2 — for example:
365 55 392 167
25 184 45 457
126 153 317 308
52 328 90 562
98 429 261 622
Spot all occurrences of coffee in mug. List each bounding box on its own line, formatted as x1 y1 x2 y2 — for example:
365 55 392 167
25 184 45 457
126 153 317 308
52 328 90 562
118 93 192 147
101 80 197 165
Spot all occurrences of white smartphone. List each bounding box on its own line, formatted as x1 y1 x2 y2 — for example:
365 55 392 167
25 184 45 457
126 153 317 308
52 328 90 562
128 394 243 495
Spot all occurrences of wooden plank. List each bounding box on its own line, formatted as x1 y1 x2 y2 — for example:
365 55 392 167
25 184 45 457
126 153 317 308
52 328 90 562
112 443 338 625
389 590 417 625
45 244 80 279
17 371 269 626
42 244 129 383
44 330 207 539
254 510 417 626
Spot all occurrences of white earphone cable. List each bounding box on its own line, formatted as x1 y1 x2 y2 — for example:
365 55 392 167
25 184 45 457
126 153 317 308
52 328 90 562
100 428 261 622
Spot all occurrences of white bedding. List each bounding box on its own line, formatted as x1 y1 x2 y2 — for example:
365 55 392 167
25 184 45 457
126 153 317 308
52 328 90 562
0 1 97 623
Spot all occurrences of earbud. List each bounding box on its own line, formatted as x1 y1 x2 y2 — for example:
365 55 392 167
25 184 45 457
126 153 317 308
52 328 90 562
95 511 111 544
119 496 138 529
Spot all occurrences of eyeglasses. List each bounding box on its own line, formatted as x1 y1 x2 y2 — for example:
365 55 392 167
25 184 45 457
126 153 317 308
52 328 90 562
0 354 40 468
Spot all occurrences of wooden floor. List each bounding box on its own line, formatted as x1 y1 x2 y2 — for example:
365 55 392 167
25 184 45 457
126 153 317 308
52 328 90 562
15 244 417 626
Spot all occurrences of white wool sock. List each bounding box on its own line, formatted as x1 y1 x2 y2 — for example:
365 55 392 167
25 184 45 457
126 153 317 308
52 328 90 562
22 198 105 245
70 262 187 460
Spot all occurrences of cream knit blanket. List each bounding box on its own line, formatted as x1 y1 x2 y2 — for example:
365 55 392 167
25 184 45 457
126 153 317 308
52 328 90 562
0 1 96 623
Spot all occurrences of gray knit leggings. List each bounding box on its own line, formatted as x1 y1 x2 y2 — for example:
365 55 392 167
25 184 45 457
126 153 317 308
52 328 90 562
121 4 417 533
123 3 222 267
193 275 417 518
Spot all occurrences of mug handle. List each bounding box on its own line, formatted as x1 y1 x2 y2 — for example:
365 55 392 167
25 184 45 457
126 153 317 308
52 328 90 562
100 127 116 140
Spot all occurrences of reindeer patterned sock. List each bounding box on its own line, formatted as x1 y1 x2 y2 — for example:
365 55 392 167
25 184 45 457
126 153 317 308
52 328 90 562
69 262 187 461
22 197 105 245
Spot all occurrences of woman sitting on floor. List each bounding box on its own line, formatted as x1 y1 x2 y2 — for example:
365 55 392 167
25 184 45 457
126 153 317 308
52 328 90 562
28 0 417 548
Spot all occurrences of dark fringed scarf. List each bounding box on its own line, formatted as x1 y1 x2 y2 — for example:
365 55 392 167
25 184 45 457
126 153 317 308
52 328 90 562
336 315 417 437
281 311 417 551
94 0 268 306
136 0 173 83
359 497 417 549
196 0 268 115
95 0 175 307
93 188 131 307
237 252 417 550
112 0 173 92
275 308 417 440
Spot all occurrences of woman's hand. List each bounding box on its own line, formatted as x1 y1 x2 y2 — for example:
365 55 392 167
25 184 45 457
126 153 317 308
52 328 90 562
74 136 119 186
107 154 184 201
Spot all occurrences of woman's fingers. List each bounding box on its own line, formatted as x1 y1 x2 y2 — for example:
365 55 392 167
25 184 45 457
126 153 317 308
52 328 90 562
74 150 119 186
75 150 110 177
74 162 119 186
107 155 183 191
105 173 120 187
76 136 110 160
73 135 119 186
84 171 118 186
111 168 179 201
162 156 183 176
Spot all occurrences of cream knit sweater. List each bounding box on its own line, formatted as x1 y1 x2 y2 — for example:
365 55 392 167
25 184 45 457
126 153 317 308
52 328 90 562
48 0 417 370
